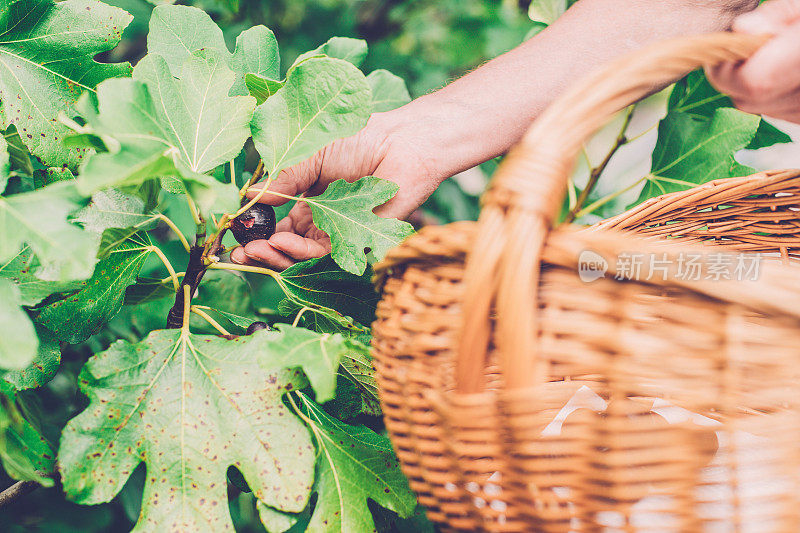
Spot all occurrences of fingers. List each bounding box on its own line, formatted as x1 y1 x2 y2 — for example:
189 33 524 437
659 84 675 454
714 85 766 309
707 1 800 123
229 233 330 271
734 0 800 33
245 156 321 206
709 20 800 104
231 240 296 270
268 232 331 261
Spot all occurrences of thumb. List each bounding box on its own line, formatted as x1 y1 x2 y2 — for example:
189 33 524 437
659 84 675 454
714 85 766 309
245 154 322 206
734 0 800 34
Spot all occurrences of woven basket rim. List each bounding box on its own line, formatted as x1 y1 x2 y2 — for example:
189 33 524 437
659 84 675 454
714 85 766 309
374 214 800 321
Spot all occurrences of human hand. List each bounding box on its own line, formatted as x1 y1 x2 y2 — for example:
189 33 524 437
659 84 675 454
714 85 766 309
707 0 800 124
230 113 441 270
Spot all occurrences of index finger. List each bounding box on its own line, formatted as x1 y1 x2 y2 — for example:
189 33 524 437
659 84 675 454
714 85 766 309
245 159 319 206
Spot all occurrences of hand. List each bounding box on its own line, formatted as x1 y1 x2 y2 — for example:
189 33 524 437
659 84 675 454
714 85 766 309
230 113 441 270
707 0 800 124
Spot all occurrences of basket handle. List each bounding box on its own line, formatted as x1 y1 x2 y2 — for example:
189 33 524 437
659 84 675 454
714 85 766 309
455 32 769 394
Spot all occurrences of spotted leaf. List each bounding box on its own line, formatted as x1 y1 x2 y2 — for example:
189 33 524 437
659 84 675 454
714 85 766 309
59 326 348 531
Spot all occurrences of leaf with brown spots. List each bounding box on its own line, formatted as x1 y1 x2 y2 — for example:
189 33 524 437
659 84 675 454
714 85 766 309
58 328 348 532
36 232 152 344
0 0 132 171
338 339 381 416
3 325 60 389
291 392 416 533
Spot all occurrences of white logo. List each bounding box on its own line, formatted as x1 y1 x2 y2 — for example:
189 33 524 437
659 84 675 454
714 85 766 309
578 250 607 282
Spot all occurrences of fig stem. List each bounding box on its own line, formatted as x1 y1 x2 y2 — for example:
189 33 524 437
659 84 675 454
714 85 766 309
292 306 313 327
155 214 191 253
238 159 265 198
564 105 635 223
148 246 181 291
181 285 191 333
191 306 231 336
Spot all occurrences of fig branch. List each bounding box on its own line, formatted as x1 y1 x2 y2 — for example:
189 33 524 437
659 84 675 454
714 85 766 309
166 160 274 329
564 105 635 223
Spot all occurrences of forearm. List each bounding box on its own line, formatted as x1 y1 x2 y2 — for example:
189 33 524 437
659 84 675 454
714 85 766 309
378 0 758 183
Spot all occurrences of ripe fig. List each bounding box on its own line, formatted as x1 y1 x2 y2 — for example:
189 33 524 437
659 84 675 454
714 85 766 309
246 321 273 335
230 204 276 245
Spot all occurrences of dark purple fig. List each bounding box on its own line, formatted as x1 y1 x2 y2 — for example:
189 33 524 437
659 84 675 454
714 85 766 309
246 321 273 335
230 204 276 245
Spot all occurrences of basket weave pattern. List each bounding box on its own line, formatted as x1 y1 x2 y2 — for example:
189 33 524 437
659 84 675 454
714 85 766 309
372 33 800 532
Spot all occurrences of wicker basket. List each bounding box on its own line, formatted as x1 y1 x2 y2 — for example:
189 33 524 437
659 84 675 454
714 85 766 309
371 33 800 532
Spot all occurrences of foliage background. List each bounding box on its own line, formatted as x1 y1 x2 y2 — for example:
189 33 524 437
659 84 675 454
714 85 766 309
0 1 536 531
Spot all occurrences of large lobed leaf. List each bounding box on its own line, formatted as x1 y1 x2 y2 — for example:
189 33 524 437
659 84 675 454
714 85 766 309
304 177 415 275
59 327 351 531
632 70 792 206
147 4 280 96
293 392 416 532
76 49 253 215
250 56 372 177
632 108 761 206
0 0 132 170
276 256 379 327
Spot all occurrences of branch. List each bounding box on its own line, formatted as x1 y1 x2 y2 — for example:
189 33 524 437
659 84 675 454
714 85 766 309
0 480 40 509
564 106 635 223
166 245 206 329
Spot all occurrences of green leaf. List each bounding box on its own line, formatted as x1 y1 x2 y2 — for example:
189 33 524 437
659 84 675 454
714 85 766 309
632 108 760 206
0 246 82 307
0 0 132 170
292 37 368 69
528 0 567 25
304 177 415 275
367 70 411 113
246 74 285 105
748 120 793 150
59 329 318 530
668 70 792 150
262 325 348 403
194 270 252 318
212 309 258 330
0 181 97 281
123 278 175 306
257 504 299 533
3 325 60 390
251 56 371 177
0 380 55 485
4 125 33 177
276 256 378 326
0 279 37 370
338 340 381 416
76 50 252 215
36 233 152 344
73 189 151 235
147 4 279 95
293 393 416 532
34 167 76 189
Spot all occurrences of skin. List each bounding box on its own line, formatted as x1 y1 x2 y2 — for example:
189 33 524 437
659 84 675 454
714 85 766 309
233 0 764 271
707 0 800 123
